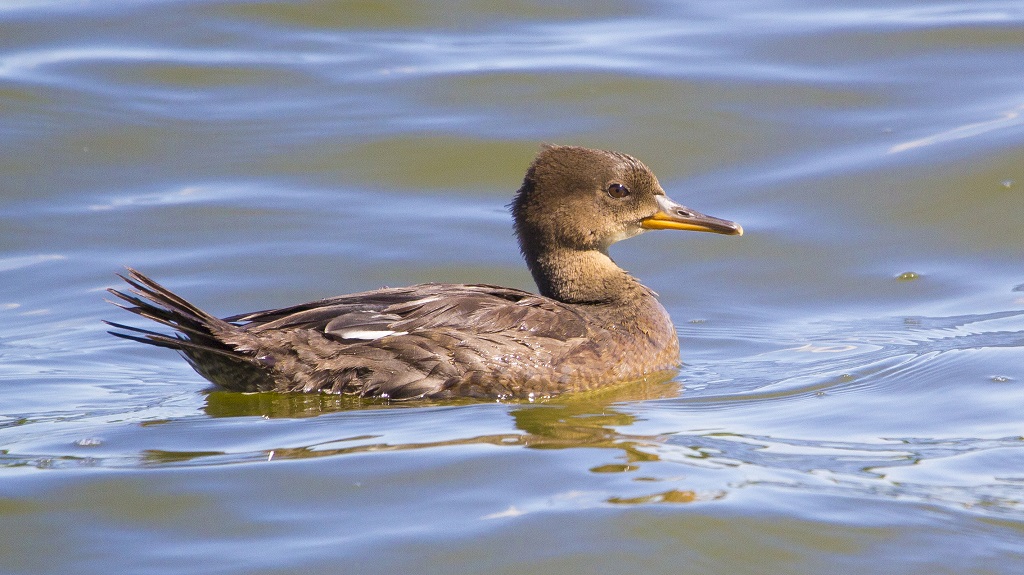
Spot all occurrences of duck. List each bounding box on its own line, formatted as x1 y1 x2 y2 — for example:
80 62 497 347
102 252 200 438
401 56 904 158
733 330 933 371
107 145 742 399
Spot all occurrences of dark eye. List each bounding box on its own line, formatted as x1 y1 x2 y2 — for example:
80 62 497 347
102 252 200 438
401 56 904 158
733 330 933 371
607 183 630 199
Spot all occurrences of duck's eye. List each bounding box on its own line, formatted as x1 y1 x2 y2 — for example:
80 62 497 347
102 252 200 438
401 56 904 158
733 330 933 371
607 183 630 199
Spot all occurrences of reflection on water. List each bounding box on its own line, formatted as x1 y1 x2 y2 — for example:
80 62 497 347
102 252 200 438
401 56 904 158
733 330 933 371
148 376 682 472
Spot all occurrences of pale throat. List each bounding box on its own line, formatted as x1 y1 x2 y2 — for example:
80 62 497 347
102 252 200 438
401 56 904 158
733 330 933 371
529 247 644 305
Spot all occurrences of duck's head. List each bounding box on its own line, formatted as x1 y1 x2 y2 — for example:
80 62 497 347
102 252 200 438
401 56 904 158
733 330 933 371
511 145 742 259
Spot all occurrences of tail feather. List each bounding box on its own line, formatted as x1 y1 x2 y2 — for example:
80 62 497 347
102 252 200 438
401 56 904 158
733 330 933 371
106 268 253 362
113 268 222 328
104 320 188 350
103 319 250 362
106 296 223 343
107 268 278 391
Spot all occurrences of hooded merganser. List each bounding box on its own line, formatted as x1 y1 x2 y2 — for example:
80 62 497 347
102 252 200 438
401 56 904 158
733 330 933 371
107 145 742 399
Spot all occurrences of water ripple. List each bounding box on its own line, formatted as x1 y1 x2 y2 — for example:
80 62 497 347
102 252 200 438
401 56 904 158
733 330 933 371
680 308 1024 401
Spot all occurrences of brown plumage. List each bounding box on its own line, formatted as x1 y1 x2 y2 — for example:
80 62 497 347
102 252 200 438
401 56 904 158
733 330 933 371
107 145 742 399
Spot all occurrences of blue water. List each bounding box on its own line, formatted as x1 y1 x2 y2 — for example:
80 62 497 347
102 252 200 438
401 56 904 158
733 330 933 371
1 1 1023 573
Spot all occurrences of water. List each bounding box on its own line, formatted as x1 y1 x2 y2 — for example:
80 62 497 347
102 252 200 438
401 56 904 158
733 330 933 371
2 1 1023 573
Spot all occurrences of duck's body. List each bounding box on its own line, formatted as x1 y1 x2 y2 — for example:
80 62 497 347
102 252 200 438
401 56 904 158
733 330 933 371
108 145 741 399
113 274 678 399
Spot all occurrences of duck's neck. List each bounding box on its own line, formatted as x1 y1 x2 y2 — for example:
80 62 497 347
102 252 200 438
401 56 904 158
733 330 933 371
525 247 646 305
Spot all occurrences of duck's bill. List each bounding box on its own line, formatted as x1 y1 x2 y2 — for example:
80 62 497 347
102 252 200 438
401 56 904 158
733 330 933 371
641 195 743 236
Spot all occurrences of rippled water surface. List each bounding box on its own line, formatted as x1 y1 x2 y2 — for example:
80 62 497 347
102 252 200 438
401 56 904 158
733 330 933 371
2 1 1023 573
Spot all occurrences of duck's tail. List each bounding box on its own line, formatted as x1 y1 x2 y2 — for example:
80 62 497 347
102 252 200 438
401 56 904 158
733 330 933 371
105 268 274 390
105 268 235 358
